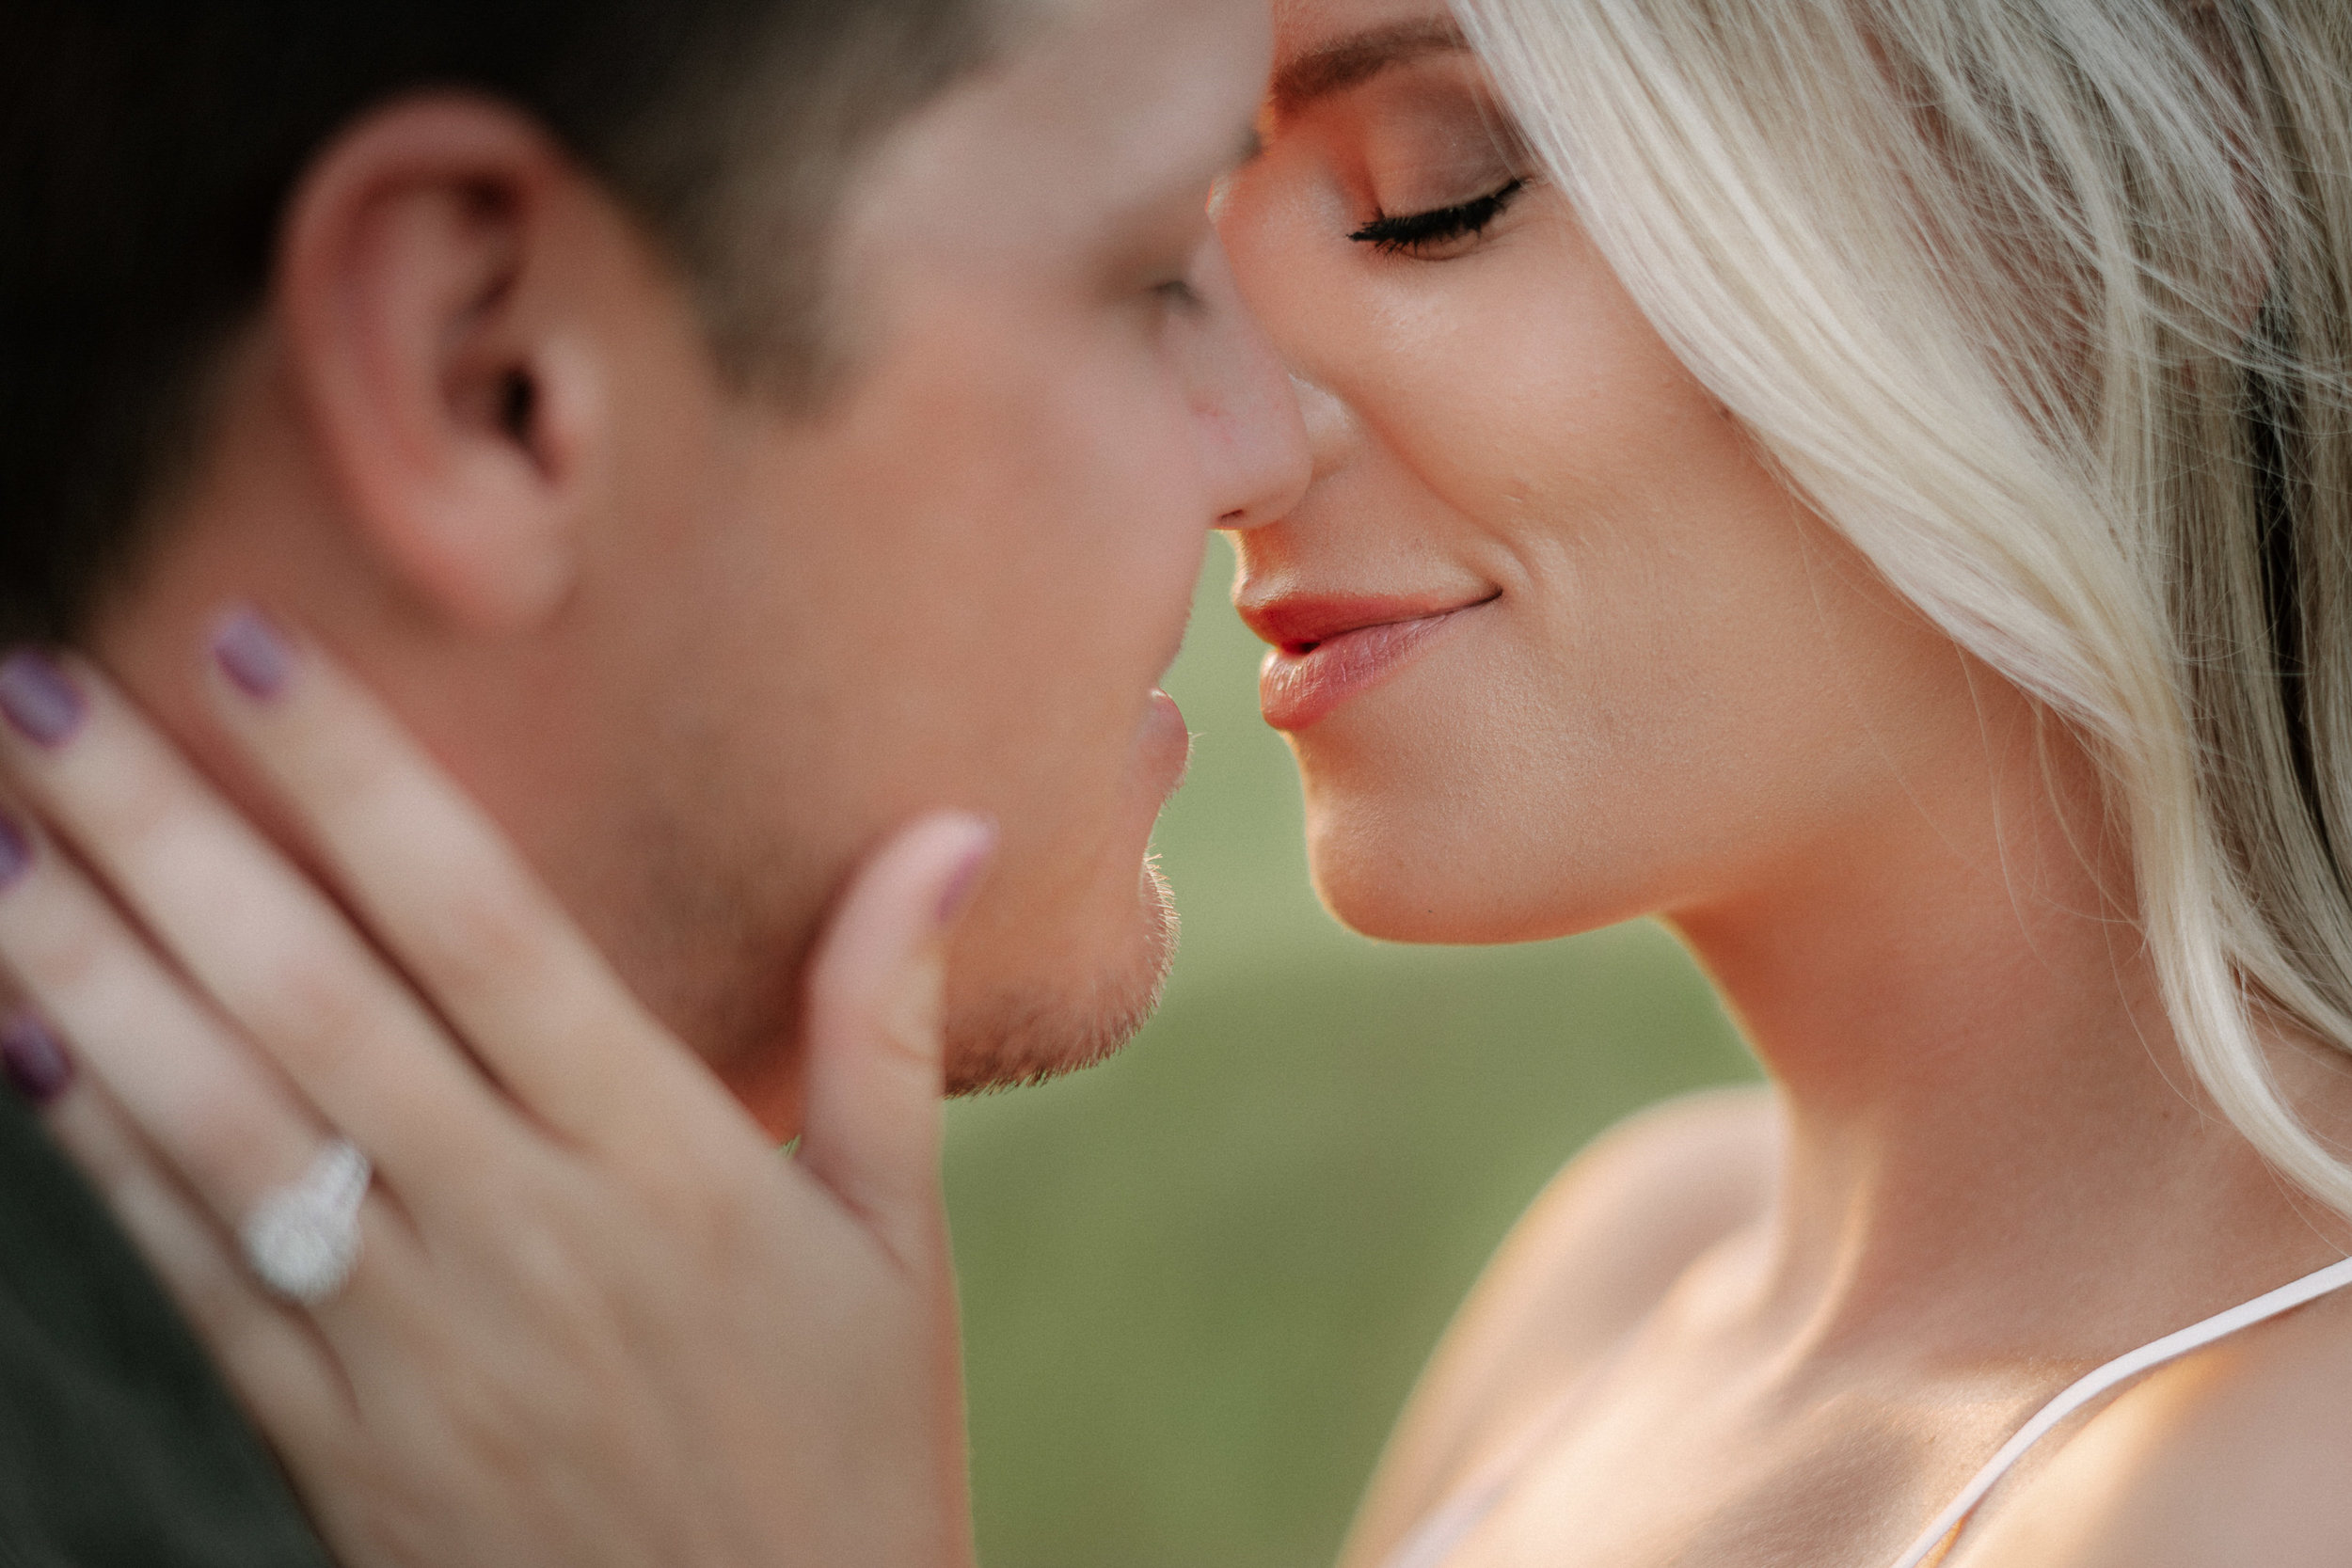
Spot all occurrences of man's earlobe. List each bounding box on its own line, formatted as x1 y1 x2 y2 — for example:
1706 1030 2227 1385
278 95 610 634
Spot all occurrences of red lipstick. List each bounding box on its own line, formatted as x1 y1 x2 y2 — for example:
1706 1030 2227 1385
1242 592 1497 732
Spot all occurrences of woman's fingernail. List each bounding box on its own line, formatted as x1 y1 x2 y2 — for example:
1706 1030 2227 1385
0 1010 72 1106
0 812 31 891
935 824 999 930
210 607 293 700
0 651 86 747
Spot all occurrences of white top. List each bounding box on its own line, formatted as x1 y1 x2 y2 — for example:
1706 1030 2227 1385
1379 1254 2352 1568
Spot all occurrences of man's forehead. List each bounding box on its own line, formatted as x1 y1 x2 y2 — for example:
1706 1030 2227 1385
850 0 1266 246
1013 0 1269 99
1000 0 1227 27
994 0 1262 57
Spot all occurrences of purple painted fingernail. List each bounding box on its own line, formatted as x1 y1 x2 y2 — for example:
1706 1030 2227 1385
0 813 31 891
935 825 999 929
211 607 293 701
0 650 86 747
0 1010 72 1106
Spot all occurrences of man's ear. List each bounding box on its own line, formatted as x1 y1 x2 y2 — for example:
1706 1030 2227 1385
278 94 624 633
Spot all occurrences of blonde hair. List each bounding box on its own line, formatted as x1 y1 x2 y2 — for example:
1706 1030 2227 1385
1454 0 2352 1210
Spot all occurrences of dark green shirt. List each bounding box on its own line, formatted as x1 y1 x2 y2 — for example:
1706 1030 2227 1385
0 1092 333 1567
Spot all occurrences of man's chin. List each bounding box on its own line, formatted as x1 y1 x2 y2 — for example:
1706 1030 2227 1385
941 864 1178 1096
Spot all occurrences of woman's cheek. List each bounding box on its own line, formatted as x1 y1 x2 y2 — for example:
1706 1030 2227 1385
1370 231 1677 519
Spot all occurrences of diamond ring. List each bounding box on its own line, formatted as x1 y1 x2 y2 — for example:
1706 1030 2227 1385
239 1137 372 1306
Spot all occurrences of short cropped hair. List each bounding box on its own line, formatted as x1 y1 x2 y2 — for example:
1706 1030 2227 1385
0 0 993 644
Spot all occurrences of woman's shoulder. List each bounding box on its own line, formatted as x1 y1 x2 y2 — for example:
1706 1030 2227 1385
1339 1084 1779 1568
1956 1279 2352 1568
1449 1083 1781 1373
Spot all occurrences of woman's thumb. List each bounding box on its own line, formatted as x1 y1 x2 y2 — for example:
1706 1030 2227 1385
796 813 996 1270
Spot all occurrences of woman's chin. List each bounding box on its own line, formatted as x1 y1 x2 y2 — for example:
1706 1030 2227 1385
1306 837 1567 946
1312 887 1467 945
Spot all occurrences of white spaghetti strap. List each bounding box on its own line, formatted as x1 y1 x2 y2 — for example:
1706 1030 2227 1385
1381 1253 2352 1568
1883 1253 2352 1568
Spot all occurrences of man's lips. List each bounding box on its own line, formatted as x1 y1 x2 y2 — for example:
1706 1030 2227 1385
1242 592 1499 732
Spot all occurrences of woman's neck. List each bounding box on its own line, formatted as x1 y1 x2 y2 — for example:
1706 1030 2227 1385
1666 698 2352 1373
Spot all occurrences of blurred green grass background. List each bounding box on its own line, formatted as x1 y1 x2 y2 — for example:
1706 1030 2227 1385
943 538 1756 1568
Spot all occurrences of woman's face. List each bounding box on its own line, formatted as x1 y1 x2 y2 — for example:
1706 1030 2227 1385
1216 0 1989 943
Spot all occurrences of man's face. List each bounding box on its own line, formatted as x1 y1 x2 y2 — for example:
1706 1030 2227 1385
599 0 1302 1108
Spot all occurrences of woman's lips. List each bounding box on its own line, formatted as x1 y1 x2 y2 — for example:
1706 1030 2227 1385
1251 594 1496 732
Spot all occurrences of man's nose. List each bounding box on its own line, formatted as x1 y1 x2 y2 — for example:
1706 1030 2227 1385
1176 238 1311 531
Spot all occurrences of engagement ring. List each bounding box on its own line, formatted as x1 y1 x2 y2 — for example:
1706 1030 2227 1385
240 1137 372 1306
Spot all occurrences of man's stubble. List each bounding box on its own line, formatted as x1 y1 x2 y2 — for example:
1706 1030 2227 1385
623 800 1180 1105
940 855 1178 1096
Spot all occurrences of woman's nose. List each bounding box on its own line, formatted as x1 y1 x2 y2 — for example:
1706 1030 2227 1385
1175 238 1311 531
1290 371 1358 487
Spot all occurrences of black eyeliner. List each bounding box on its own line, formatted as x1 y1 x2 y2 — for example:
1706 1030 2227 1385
1349 178 1527 256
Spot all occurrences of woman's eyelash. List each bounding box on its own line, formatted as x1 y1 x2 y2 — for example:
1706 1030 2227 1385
1348 179 1527 256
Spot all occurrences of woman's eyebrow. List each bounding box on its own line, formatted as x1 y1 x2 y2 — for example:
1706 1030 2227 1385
1270 18 1470 116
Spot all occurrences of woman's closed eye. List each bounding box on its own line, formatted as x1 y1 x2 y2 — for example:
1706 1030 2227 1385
1349 178 1528 259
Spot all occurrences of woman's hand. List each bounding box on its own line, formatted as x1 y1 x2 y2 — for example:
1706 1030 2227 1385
0 609 990 1568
